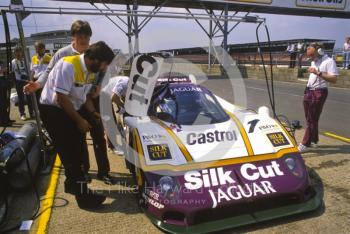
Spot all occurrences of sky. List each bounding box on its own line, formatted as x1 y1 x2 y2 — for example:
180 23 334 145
0 0 349 53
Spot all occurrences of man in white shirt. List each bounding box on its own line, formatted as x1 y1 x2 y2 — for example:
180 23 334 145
11 47 33 120
30 41 51 81
111 76 129 114
40 41 114 209
298 43 338 153
343 37 350 69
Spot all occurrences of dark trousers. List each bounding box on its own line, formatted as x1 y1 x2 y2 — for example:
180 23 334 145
0 78 11 124
289 52 296 68
80 98 110 176
15 80 33 116
302 88 328 146
40 105 86 193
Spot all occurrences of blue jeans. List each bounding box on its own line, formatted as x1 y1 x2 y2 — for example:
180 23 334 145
343 51 350 68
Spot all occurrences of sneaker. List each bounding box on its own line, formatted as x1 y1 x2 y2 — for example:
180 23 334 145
20 115 26 121
298 143 309 153
97 173 115 185
75 190 106 209
311 142 318 148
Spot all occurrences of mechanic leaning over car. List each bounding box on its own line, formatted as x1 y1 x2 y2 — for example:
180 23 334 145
298 42 338 153
24 20 114 185
111 76 129 127
39 41 114 209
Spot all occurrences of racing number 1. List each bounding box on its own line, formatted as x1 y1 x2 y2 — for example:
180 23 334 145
247 119 260 133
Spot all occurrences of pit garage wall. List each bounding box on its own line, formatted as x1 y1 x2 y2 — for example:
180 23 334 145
236 66 350 89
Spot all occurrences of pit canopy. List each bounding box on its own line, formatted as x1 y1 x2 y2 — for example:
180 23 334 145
55 0 350 18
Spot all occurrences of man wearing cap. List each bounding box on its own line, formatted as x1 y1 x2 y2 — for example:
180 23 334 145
298 43 338 153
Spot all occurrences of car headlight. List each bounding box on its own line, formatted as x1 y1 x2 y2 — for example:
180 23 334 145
285 158 296 171
159 176 174 193
284 156 304 178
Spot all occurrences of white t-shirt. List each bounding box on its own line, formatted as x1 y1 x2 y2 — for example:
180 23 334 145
104 76 129 114
11 58 27 81
40 54 94 110
343 42 350 52
307 55 339 89
112 76 129 97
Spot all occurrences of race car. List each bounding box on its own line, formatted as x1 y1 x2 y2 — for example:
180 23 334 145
122 75 322 233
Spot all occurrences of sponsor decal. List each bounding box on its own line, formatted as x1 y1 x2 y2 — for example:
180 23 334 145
170 86 202 94
259 124 279 132
266 132 289 147
296 0 346 10
142 134 166 142
142 193 164 209
147 144 172 161
184 161 284 208
157 77 191 83
187 130 237 145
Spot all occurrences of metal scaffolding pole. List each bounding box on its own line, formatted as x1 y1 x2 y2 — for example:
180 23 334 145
127 4 134 59
223 4 229 69
13 10 49 171
208 10 213 71
133 1 139 54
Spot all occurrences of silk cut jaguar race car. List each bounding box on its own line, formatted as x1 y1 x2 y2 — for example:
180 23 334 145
122 76 322 233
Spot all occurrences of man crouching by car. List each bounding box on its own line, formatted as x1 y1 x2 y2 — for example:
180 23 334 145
39 41 114 209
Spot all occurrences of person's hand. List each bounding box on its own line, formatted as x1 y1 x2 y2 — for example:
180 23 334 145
308 67 318 75
92 111 101 120
90 85 101 99
77 118 91 133
24 81 41 94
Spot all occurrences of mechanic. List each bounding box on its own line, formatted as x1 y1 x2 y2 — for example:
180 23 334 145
111 76 129 116
39 41 114 209
30 41 51 102
110 76 129 155
24 20 114 185
298 43 338 153
30 41 51 81
11 47 34 120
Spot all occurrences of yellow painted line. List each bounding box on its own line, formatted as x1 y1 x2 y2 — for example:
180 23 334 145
36 155 62 234
324 132 350 144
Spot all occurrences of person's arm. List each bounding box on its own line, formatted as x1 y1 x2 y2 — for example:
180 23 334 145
111 92 124 110
308 66 337 84
84 94 101 119
56 93 91 133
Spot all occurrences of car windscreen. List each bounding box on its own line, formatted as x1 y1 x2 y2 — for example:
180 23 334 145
157 85 230 125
